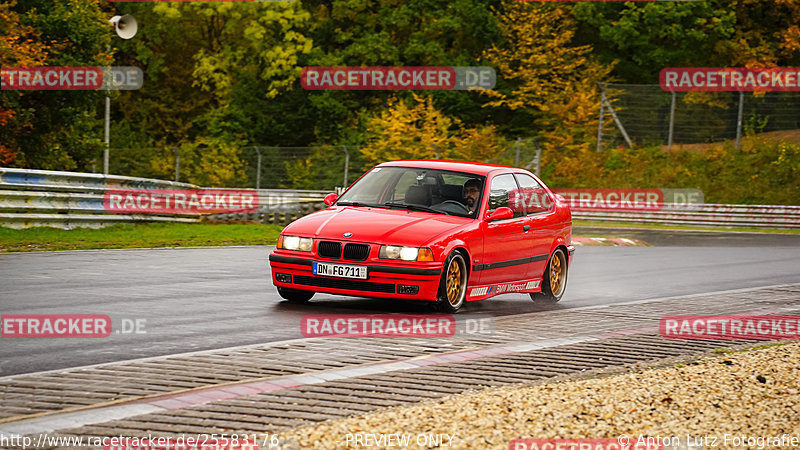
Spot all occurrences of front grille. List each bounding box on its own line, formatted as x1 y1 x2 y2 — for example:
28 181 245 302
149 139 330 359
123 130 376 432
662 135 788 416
294 275 395 294
343 243 370 261
317 241 342 259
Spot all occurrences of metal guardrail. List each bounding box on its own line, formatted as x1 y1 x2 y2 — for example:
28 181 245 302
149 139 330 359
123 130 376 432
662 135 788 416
2 167 798 230
0 168 329 229
571 203 800 229
203 188 330 225
0 167 197 193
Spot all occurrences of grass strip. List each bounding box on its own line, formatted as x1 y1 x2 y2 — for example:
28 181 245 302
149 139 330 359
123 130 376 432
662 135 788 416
0 222 283 252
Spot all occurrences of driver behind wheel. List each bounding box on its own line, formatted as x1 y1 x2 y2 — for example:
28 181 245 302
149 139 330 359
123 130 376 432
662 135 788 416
463 178 481 214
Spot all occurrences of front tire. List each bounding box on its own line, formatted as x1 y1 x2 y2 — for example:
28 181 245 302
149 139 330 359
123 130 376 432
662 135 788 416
435 251 468 313
531 248 568 303
278 287 314 304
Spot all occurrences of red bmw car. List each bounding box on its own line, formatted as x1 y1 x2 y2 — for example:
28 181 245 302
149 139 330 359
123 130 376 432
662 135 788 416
268 160 574 312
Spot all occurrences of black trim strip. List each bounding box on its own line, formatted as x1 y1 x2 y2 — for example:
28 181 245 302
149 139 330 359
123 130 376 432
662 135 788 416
293 275 396 294
269 254 441 276
269 255 313 266
473 254 549 271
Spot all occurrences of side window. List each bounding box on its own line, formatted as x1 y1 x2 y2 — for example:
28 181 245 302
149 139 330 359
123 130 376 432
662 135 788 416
488 174 524 218
514 173 554 215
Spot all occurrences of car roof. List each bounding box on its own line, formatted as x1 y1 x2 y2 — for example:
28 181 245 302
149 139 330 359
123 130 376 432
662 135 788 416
377 160 517 176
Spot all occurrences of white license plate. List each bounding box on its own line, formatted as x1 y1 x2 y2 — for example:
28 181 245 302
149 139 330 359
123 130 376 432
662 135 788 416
313 262 368 279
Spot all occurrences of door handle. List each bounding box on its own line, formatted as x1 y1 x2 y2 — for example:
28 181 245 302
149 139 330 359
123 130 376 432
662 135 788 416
523 225 530 231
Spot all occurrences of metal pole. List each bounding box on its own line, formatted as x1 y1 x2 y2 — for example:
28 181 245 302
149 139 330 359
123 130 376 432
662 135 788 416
667 91 676 151
735 91 744 149
255 146 262 189
103 45 111 175
601 84 633 148
104 95 110 175
341 145 350 187
524 139 542 177
515 137 521 166
596 83 605 152
174 147 180 182
433 143 439 160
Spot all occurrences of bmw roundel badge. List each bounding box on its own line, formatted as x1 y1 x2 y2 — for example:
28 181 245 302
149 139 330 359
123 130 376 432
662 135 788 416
343 232 353 237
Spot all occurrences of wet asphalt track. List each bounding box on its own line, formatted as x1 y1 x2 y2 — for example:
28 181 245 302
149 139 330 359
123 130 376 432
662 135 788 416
2 228 800 376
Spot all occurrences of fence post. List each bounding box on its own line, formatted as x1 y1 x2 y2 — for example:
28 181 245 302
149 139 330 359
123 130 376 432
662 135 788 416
255 146 262 189
735 91 744 149
341 145 350 187
668 91 676 151
524 138 542 177
596 83 605 152
599 84 633 148
104 95 111 175
533 139 542 177
515 137 521 166
174 147 180 182
433 143 439 160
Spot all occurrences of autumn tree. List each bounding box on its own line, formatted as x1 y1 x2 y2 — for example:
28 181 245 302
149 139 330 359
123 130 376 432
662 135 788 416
0 1 49 165
483 1 612 182
0 0 108 169
359 94 503 168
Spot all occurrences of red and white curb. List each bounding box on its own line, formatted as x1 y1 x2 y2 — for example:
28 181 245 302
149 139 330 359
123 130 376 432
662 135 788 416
0 337 593 436
572 237 646 246
2 283 797 438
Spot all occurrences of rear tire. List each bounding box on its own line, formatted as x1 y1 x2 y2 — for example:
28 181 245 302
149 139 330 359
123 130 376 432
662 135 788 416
278 287 314 304
435 251 468 313
530 248 568 303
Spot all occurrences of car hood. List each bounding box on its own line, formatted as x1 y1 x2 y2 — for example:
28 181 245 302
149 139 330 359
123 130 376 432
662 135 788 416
283 206 470 246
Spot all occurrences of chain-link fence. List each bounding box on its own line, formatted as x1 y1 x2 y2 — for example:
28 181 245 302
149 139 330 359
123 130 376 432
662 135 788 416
598 83 800 150
87 84 800 187
90 145 354 190
90 141 543 189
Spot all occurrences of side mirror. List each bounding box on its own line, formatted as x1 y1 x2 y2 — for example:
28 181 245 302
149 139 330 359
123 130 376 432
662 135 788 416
324 193 339 206
485 207 513 222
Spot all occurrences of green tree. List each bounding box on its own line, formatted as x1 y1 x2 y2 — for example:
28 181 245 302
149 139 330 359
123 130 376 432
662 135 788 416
109 3 313 184
573 2 736 83
572 0 800 83
1 0 109 170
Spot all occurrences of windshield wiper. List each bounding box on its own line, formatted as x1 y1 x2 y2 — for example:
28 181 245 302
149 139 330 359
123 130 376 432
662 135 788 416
337 201 376 207
383 202 451 215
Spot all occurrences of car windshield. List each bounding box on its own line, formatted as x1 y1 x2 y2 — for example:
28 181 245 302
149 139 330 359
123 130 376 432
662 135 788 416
336 166 485 218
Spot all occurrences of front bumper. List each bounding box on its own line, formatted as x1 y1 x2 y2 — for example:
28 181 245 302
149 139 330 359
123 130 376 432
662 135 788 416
269 253 444 301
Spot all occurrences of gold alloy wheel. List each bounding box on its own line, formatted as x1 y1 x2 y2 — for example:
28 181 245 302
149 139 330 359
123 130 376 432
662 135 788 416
446 258 463 306
549 251 564 295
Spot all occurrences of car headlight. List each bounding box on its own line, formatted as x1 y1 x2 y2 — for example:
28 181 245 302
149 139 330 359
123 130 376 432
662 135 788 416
379 245 434 262
277 235 313 252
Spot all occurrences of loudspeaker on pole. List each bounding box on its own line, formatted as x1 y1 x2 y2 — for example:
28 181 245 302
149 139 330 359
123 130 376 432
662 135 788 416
109 15 137 40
